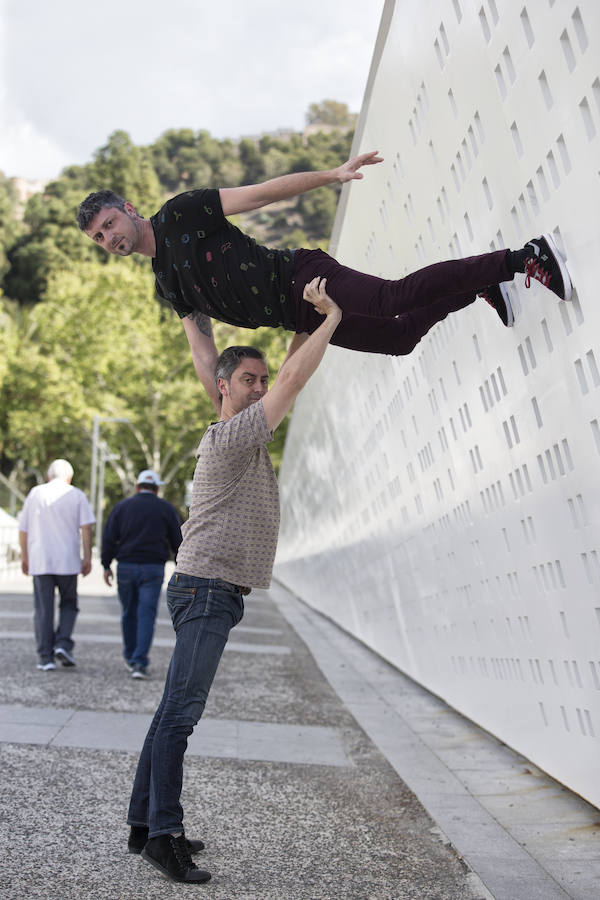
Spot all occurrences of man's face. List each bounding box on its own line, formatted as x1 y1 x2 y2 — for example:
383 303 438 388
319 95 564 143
219 357 269 414
85 202 141 256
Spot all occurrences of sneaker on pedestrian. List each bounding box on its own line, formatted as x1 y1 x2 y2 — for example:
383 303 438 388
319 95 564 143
128 825 204 855
131 664 147 680
125 660 135 673
478 283 514 327
36 661 56 671
55 647 76 667
141 833 211 883
523 233 572 301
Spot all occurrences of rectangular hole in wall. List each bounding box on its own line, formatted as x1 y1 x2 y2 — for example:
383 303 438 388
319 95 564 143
556 134 572 174
575 358 589 394
474 111 484 142
526 180 539 216
464 212 474 241
579 97 596 140
538 70 553 109
479 6 491 42
586 350 600 386
532 396 543 427
536 165 550 202
482 177 493 209
503 46 516 83
521 8 534 47
560 301 573 336
518 192 531 226
572 7 588 53
541 318 553 352
593 78 600 118
495 65 507 100
462 138 472 169
560 29 576 73
591 419 600 455
468 124 478 156
440 22 450 56
546 150 560 187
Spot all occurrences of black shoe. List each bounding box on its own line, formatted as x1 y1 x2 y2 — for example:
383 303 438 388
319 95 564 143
131 664 147 679
128 825 205 855
55 647 76 667
141 834 211 884
523 233 572 301
478 283 514 327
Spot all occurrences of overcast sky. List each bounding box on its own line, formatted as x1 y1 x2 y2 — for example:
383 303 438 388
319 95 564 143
0 0 384 182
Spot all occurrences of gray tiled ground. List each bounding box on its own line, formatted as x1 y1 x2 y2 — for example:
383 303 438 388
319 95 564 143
1 567 598 899
0 568 482 900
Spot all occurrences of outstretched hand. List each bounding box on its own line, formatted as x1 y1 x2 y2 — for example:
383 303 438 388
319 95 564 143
335 150 384 183
302 277 342 321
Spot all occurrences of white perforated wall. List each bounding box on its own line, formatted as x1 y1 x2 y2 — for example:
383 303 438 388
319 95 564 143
275 0 600 807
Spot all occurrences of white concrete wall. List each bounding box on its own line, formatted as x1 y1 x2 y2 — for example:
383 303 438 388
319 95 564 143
275 0 600 807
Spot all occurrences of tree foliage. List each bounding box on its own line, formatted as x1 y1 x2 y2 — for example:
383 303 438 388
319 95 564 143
0 106 355 517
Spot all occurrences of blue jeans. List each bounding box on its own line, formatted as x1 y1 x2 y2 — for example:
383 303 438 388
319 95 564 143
117 562 165 669
127 573 244 837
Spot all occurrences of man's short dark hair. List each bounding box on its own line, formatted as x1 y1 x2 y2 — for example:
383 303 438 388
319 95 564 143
77 190 128 231
215 346 266 398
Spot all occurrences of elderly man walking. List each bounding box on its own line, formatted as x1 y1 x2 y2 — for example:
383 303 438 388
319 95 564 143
18 459 95 670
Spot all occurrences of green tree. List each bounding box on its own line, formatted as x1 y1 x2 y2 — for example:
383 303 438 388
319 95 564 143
305 100 357 127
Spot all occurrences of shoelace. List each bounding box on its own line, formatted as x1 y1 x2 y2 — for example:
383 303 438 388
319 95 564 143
524 257 551 289
170 835 197 871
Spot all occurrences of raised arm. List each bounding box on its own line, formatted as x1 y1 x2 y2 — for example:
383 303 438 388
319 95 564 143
261 278 341 432
181 312 221 413
219 150 383 216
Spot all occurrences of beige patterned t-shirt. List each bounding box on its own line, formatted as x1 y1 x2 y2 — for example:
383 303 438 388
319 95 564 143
175 400 280 589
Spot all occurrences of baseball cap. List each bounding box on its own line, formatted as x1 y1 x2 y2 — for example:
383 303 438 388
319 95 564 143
137 469 164 486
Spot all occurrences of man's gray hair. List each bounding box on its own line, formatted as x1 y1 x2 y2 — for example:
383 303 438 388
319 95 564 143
47 459 74 481
214 346 266 399
77 190 128 231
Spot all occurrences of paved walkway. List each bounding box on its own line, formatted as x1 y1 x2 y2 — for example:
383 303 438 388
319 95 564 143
0 565 598 899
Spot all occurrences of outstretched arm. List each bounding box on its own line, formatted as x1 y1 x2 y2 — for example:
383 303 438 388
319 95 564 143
181 312 221 413
219 151 384 216
261 278 341 432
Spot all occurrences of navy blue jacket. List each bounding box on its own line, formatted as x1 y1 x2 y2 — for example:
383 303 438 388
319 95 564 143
101 492 182 568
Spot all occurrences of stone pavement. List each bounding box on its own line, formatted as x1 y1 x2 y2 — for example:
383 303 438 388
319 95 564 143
0 565 598 900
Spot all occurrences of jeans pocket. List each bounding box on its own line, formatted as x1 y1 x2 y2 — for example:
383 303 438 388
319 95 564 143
207 580 244 627
166 584 196 629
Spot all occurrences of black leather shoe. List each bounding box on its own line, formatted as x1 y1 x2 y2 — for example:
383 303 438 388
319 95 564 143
128 825 205 854
141 834 211 884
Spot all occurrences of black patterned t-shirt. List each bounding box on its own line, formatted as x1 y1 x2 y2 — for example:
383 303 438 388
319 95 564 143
151 189 297 330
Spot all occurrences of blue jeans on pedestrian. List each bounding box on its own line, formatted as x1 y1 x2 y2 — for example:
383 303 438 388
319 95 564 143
117 562 165 669
127 573 244 837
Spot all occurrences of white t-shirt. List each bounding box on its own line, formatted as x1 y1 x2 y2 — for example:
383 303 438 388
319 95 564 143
18 479 96 575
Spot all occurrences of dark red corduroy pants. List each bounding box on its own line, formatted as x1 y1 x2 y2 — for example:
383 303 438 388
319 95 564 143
291 248 513 355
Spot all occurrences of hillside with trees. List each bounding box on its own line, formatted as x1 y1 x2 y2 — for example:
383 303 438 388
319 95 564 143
0 101 355 517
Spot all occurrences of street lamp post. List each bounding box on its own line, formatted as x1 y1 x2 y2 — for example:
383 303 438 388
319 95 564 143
96 441 120 550
90 415 130 550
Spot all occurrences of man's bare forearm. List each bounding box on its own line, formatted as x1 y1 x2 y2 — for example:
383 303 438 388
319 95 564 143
182 313 221 412
220 151 383 216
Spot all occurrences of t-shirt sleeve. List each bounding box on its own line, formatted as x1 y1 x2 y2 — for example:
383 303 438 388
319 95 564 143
210 401 273 454
154 188 226 319
18 495 30 531
78 491 96 526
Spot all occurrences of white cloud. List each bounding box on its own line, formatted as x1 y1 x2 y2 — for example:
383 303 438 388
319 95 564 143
0 0 384 181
